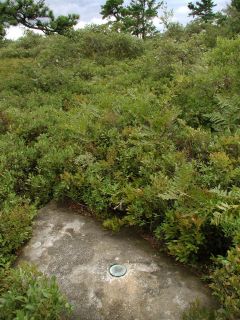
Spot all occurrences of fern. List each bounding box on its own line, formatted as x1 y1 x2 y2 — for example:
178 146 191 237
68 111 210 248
211 203 240 225
210 187 240 238
159 163 195 200
205 95 240 132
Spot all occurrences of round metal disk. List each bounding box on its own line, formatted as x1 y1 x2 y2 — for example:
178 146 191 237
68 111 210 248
109 264 127 277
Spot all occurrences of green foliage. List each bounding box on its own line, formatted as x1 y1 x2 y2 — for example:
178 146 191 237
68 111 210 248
232 0 240 11
101 0 163 39
126 0 163 39
0 263 72 319
218 0 240 36
103 217 125 232
101 0 125 22
188 0 217 22
210 247 240 319
0 202 36 267
0 17 240 318
174 37 240 130
0 0 79 37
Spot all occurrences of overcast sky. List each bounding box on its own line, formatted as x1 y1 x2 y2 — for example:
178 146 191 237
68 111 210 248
6 0 229 40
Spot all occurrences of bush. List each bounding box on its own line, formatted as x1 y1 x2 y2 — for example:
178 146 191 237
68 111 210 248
0 263 72 320
210 248 240 319
71 28 144 61
0 27 240 318
0 202 36 268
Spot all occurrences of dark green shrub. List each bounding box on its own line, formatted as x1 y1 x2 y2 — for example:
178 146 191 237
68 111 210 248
210 248 240 319
0 202 36 267
0 263 72 320
0 26 240 319
70 28 144 61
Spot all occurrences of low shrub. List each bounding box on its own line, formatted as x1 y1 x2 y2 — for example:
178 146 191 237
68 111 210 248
210 247 240 320
0 28 240 318
0 263 72 320
0 202 36 268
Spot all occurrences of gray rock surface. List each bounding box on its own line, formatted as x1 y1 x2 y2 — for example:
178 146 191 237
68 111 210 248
19 201 215 320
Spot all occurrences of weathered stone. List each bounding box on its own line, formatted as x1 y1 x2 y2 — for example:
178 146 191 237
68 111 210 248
19 201 216 320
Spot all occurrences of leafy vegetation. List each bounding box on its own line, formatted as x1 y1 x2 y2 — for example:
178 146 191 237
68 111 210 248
0 263 72 319
188 0 216 22
0 0 79 39
0 0 240 318
101 0 163 38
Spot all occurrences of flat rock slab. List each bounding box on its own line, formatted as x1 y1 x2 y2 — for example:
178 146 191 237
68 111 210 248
19 202 215 320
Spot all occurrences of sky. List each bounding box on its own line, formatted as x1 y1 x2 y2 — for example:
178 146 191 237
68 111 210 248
6 0 229 40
